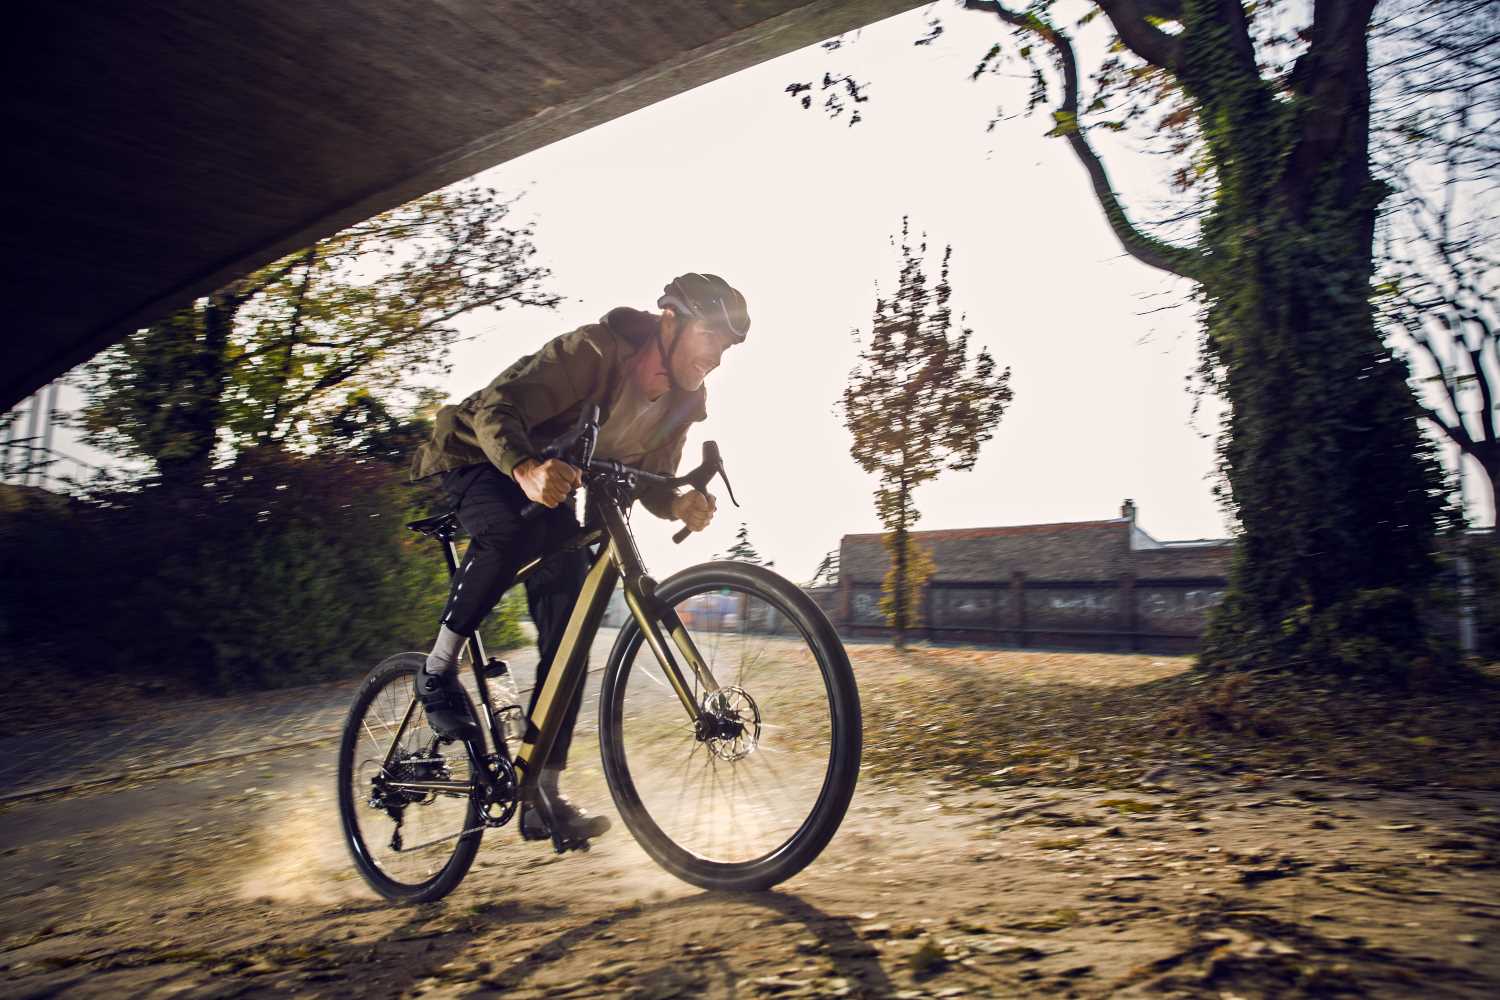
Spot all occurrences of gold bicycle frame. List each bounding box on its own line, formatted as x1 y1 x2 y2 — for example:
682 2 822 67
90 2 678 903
454 496 725 791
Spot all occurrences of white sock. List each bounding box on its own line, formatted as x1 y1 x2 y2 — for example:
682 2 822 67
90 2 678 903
425 625 467 675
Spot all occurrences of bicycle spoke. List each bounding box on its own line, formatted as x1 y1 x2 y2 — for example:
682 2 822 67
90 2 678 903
614 583 835 866
342 661 479 895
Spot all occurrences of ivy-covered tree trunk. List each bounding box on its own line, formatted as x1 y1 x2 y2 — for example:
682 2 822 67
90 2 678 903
964 0 1448 676
1183 0 1445 673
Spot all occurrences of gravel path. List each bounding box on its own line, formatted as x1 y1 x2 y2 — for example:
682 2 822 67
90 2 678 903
2 646 1498 998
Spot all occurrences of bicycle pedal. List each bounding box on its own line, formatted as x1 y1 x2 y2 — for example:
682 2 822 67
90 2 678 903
551 834 589 854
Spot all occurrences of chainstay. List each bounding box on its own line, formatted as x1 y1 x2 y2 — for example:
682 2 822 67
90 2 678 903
395 822 488 854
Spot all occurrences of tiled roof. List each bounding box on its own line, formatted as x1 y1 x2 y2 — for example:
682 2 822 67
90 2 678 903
842 519 1127 543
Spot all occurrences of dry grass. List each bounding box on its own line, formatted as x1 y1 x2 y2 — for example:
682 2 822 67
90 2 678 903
854 643 1500 791
1154 673 1285 738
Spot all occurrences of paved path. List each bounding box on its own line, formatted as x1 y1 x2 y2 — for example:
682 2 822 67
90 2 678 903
0 629 624 801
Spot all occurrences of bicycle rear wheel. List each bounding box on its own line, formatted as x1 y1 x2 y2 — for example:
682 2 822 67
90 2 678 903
599 561 861 891
337 652 484 903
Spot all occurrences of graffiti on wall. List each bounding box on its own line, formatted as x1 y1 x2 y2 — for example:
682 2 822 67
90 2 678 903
1138 588 1225 622
1026 589 1118 624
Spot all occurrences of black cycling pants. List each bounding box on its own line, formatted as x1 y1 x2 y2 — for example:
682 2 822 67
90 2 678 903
439 463 588 769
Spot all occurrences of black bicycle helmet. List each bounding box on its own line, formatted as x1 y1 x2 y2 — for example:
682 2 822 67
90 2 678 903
657 273 750 343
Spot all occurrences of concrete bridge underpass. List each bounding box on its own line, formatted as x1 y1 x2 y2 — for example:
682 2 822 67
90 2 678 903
2 0 923 413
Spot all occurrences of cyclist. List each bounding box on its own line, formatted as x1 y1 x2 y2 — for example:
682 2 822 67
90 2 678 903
408 273 749 842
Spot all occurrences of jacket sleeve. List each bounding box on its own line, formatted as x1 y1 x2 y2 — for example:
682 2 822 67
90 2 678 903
636 421 689 520
471 328 607 477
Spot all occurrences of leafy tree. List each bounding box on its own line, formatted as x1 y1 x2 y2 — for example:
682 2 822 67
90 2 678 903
1 444 452 690
842 221 1013 648
323 386 449 468
804 2 1466 675
75 184 558 486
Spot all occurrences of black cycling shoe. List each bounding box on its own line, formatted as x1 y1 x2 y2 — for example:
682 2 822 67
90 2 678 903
520 773 611 843
413 665 481 741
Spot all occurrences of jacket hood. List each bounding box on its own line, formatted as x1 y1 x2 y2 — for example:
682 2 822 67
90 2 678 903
601 306 660 348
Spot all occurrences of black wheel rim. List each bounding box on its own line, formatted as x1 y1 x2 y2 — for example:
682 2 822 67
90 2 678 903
607 580 841 871
341 666 480 894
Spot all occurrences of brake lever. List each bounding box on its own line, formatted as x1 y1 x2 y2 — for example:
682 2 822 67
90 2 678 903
672 441 739 544
716 460 740 509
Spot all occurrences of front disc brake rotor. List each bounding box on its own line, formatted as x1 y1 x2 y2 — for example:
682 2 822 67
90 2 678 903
701 686 762 761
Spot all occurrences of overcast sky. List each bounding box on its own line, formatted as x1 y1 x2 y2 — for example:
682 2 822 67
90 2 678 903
35 2 1494 582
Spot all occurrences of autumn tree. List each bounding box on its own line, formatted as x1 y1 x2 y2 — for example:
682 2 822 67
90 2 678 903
75 184 558 486
842 222 1013 648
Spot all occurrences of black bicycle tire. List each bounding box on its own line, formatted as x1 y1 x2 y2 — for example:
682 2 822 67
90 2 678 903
336 652 484 904
598 561 862 891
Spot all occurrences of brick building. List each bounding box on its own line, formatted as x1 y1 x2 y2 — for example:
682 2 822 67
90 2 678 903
832 501 1233 652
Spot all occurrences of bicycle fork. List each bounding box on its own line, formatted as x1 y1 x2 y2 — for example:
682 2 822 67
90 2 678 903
603 501 724 723
508 503 724 787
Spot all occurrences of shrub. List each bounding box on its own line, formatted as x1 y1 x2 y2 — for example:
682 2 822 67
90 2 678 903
0 446 526 692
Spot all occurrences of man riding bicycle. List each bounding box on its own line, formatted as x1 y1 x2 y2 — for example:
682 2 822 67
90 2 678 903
408 273 749 843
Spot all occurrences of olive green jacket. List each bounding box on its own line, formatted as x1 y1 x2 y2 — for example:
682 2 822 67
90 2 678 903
409 308 706 519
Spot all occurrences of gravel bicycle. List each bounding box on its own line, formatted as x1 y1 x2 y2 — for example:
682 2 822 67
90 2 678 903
337 409 862 903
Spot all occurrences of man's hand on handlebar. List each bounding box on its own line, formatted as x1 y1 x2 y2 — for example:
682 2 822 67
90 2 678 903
513 458 581 508
672 490 716 533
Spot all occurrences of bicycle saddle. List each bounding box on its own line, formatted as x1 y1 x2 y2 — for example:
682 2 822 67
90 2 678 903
405 510 459 540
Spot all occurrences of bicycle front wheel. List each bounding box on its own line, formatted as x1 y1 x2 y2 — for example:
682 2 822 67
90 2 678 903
598 561 861 891
336 652 484 903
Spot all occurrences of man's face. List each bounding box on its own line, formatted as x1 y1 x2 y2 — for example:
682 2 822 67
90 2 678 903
647 312 736 395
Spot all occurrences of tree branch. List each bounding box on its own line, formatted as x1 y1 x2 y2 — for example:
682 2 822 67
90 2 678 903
1421 405 1474 452
1208 0 1261 82
1140 0 1183 20
1405 316 1477 451
1412 318 1466 421
1467 331 1497 446
964 0 1207 282
264 247 319 439
1095 0 1184 71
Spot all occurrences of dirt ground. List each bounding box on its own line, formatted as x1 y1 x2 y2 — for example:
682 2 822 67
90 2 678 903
2 647 1498 999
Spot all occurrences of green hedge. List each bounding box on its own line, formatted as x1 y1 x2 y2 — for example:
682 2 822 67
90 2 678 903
0 446 528 692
